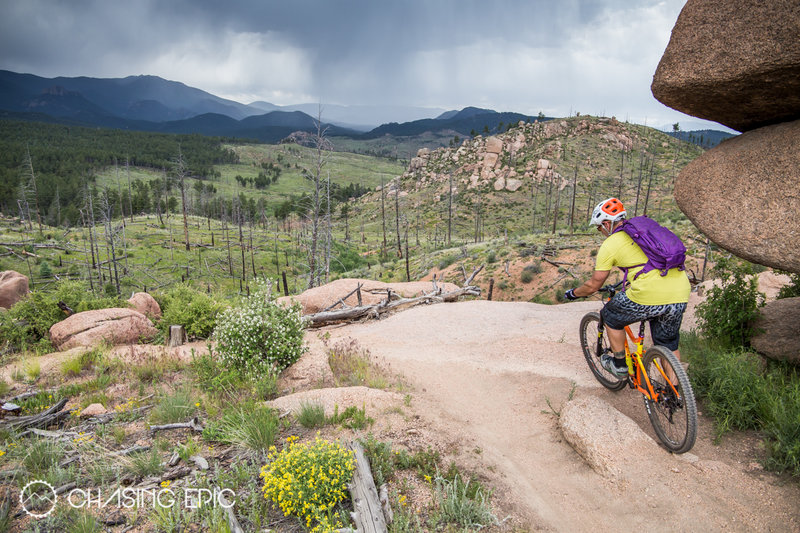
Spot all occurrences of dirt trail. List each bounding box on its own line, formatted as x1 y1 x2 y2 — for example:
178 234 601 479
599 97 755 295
326 299 800 532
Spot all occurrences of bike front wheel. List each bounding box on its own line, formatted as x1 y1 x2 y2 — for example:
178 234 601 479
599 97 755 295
579 312 627 391
642 345 698 454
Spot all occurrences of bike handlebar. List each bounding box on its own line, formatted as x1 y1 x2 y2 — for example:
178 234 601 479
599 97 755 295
599 280 627 294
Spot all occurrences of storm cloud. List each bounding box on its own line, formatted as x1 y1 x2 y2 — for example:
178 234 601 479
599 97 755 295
0 0 726 129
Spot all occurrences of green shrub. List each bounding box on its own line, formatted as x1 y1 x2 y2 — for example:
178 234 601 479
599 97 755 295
331 242 367 273
213 279 305 374
776 272 800 299
696 256 765 348
437 254 457 270
359 435 405 486
157 283 226 339
430 472 497 529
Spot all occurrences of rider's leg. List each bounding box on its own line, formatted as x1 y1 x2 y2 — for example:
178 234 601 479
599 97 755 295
605 326 626 354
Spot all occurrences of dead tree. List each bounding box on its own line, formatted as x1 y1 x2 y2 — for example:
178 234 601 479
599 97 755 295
304 108 331 288
99 189 121 295
394 181 402 258
380 174 387 256
174 146 191 251
447 172 454 245
21 145 42 234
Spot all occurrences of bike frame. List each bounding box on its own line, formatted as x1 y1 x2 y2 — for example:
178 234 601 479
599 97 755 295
598 288 681 403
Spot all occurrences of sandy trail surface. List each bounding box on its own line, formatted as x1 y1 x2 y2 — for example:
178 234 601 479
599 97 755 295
325 299 800 532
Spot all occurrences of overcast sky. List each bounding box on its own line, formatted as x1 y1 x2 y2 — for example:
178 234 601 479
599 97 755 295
0 0 730 130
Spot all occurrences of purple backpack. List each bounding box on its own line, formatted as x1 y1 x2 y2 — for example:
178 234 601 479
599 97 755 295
613 216 686 281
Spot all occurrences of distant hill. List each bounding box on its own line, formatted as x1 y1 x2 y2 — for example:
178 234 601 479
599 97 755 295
0 70 254 121
361 109 540 139
666 129 736 148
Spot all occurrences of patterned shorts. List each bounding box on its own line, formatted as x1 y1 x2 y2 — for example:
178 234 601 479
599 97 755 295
600 291 687 351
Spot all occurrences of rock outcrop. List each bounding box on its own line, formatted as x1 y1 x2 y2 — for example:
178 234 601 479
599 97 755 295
559 395 658 479
654 0 800 275
127 292 162 320
0 270 29 310
674 120 800 273
652 0 800 132
49 308 158 351
751 297 800 365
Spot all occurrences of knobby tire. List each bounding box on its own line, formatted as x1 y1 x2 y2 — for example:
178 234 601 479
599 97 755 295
579 312 626 391
642 345 698 454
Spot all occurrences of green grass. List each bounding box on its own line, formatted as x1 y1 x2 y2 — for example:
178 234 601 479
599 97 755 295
124 448 164 478
683 332 800 476
328 339 392 389
297 401 327 428
149 389 198 425
207 403 280 452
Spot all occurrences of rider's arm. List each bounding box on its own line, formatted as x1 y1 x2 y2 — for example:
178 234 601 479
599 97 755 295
573 269 610 298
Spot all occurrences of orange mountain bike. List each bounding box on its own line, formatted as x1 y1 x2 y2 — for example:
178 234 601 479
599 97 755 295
579 281 697 453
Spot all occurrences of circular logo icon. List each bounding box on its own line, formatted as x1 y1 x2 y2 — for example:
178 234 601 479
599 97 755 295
20 479 57 518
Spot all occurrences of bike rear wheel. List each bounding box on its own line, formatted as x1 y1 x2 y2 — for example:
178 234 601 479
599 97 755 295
579 312 627 391
642 345 697 453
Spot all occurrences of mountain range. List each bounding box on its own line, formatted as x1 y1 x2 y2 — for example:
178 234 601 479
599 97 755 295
0 70 541 143
0 70 732 146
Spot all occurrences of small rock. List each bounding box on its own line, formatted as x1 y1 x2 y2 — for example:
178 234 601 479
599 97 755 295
80 403 107 417
190 455 209 470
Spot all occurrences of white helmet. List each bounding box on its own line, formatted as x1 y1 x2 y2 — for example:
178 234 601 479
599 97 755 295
590 197 626 226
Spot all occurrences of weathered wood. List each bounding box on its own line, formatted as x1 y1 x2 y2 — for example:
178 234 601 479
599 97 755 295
168 325 187 347
149 417 203 433
0 397 69 431
304 285 480 327
321 284 363 312
464 265 484 286
379 483 393 525
111 445 151 457
219 490 245 533
347 441 387 533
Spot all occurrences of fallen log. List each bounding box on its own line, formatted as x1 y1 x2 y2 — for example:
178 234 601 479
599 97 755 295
150 417 203 433
347 441 387 533
0 398 69 431
303 285 480 327
219 490 245 533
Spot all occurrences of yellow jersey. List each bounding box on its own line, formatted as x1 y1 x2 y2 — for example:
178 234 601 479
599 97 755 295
595 231 690 305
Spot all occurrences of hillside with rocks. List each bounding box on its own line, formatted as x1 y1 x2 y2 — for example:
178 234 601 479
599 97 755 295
353 115 703 244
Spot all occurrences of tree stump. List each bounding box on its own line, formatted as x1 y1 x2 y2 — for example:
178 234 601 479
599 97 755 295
168 325 187 347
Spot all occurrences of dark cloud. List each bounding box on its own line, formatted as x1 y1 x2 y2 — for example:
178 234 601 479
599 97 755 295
0 0 728 129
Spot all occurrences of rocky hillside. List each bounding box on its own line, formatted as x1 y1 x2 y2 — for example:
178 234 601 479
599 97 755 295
355 115 704 241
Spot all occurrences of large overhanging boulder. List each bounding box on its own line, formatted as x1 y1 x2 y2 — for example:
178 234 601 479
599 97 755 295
674 120 800 273
651 0 800 132
49 308 158 351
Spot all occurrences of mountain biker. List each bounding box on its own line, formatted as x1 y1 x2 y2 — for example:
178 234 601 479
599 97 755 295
564 198 691 377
